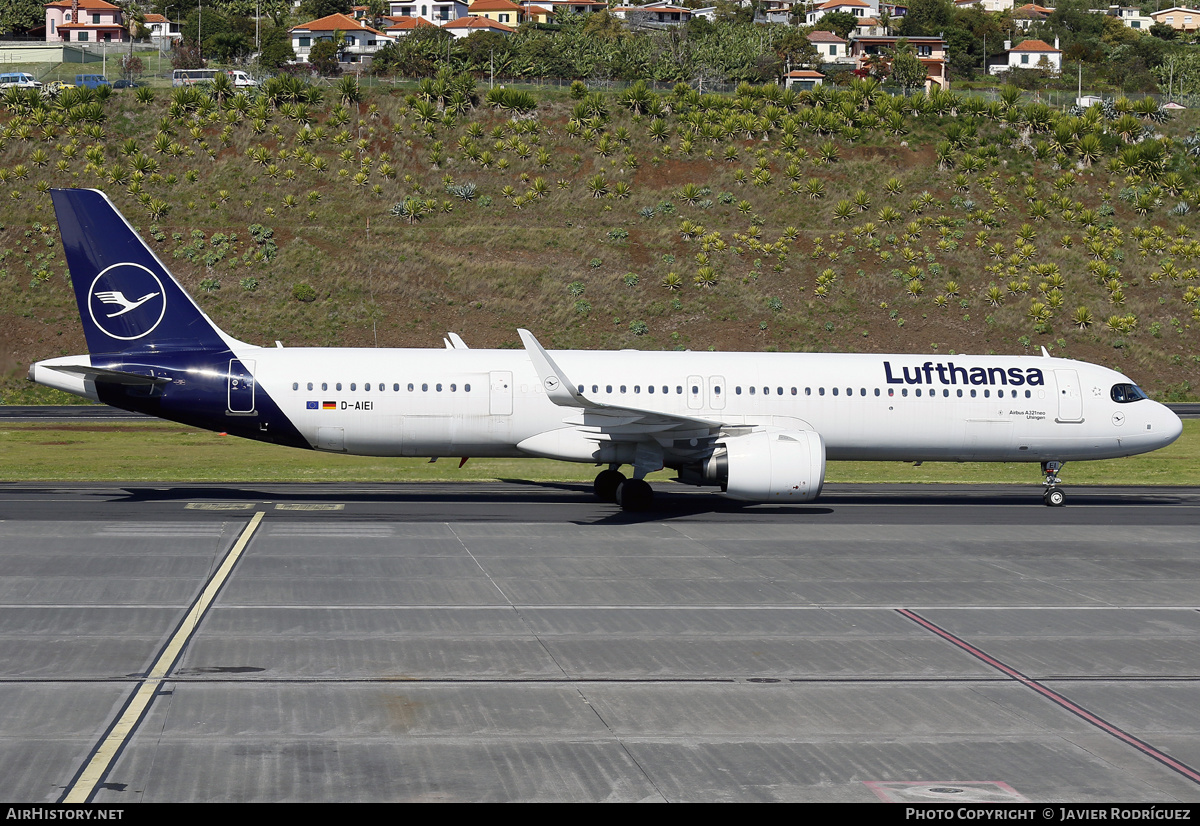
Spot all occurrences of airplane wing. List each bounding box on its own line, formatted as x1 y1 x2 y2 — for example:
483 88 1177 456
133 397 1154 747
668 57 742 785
518 329 732 467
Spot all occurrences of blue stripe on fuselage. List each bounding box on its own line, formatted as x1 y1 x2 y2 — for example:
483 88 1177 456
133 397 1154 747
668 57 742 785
90 350 311 450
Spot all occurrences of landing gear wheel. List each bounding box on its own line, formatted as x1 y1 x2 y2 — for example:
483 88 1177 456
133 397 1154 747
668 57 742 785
1043 487 1066 507
593 469 626 502
615 478 654 512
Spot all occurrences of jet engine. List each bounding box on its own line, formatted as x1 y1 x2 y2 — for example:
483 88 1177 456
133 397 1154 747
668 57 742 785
681 429 826 503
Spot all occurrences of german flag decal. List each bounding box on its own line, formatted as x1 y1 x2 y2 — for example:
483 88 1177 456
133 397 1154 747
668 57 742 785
322 401 336 410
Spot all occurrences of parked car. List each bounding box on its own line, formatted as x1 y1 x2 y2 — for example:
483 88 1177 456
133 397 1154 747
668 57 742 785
74 74 111 90
112 79 143 89
42 80 74 96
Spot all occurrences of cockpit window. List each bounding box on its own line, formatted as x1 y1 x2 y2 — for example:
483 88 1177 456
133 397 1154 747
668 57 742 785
1111 384 1148 403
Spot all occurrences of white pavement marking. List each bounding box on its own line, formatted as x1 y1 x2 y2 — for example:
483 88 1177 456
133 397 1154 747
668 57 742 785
61 511 265 804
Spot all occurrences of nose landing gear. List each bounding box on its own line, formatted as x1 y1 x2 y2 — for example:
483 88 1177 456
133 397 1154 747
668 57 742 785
1042 460 1066 507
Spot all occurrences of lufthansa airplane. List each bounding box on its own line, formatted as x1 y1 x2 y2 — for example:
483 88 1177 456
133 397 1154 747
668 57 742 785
29 189 1183 509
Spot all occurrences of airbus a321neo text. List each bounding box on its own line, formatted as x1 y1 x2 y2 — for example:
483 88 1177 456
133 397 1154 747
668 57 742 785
29 189 1183 510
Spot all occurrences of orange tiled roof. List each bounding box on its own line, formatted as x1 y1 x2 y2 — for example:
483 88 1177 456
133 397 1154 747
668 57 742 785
44 0 120 8
1011 38 1061 52
289 12 385 35
443 16 515 30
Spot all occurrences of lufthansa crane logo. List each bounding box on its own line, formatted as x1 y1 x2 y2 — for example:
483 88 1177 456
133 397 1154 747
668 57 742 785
88 263 166 341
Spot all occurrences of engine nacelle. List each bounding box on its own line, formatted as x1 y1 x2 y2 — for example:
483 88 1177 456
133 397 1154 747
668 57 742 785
717 429 826 503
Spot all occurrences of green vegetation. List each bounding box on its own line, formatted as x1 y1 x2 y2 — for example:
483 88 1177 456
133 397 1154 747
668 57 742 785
1 74 1198 407
1 420 1196 485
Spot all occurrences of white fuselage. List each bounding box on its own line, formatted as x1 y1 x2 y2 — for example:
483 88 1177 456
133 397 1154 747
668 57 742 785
204 345 1181 465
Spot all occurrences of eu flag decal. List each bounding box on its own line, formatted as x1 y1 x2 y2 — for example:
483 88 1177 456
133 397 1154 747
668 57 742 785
306 401 318 410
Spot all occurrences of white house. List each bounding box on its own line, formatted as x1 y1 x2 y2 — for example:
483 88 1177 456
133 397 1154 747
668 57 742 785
1108 5 1154 30
807 0 875 25
996 38 1062 75
388 0 469 24
289 13 393 65
785 69 825 91
808 29 851 63
613 3 693 24
143 13 181 45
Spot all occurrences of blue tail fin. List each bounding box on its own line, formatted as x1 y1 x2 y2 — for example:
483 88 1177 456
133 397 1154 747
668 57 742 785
52 188 233 355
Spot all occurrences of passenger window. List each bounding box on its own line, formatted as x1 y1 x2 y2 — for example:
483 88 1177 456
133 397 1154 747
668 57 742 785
750 387 756 395
465 384 471 392
408 383 414 391
736 387 742 395
902 389 908 397
606 385 612 394
984 389 990 398
292 382 298 390
777 387 782 395
791 388 797 395
436 383 442 392
805 388 811 396
1025 390 1030 398
832 387 839 396
970 389 977 398
322 382 328 391
692 385 699 395
819 387 825 396
350 383 357 391
336 383 342 391
888 388 894 396
714 386 721 395
307 382 314 391
873 388 879 396
592 385 598 393
364 383 370 391
943 389 949 397
621 385 627 393
648 385 655 394
450 384 457 392
422 383 428 392
394 383 400 391
676 386 683 394
915 389 921 397
634 386 640 394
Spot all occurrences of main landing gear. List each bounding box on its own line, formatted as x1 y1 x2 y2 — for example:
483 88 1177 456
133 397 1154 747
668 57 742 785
1042 460 1066 507
593 466 654 512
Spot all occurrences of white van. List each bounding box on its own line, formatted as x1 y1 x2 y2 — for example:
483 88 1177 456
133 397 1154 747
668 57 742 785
171 69 257 88
0 73 42 90
227 70 258 88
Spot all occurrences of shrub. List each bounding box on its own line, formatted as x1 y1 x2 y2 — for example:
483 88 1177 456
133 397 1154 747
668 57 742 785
293 283 317 302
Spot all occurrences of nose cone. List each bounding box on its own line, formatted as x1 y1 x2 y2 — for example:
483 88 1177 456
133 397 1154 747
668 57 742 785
1160 404 1184 447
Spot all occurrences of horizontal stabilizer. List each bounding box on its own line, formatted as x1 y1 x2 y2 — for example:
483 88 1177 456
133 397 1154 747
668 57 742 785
41 364 170 387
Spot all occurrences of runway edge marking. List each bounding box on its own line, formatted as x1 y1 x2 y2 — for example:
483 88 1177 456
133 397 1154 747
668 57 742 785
60 511 265 804
897 608 1200 788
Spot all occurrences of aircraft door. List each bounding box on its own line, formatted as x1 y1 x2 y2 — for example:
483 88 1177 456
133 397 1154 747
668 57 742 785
709 376 726 410
687 375 704 410
1054 369 1083 422
490 371 513 415
227 359 256 414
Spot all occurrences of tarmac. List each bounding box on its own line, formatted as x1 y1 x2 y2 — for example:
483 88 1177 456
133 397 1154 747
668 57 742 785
0 481 1197 803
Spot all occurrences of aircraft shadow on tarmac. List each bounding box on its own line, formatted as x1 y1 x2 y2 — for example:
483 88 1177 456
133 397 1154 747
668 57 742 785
44 481 1181 525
